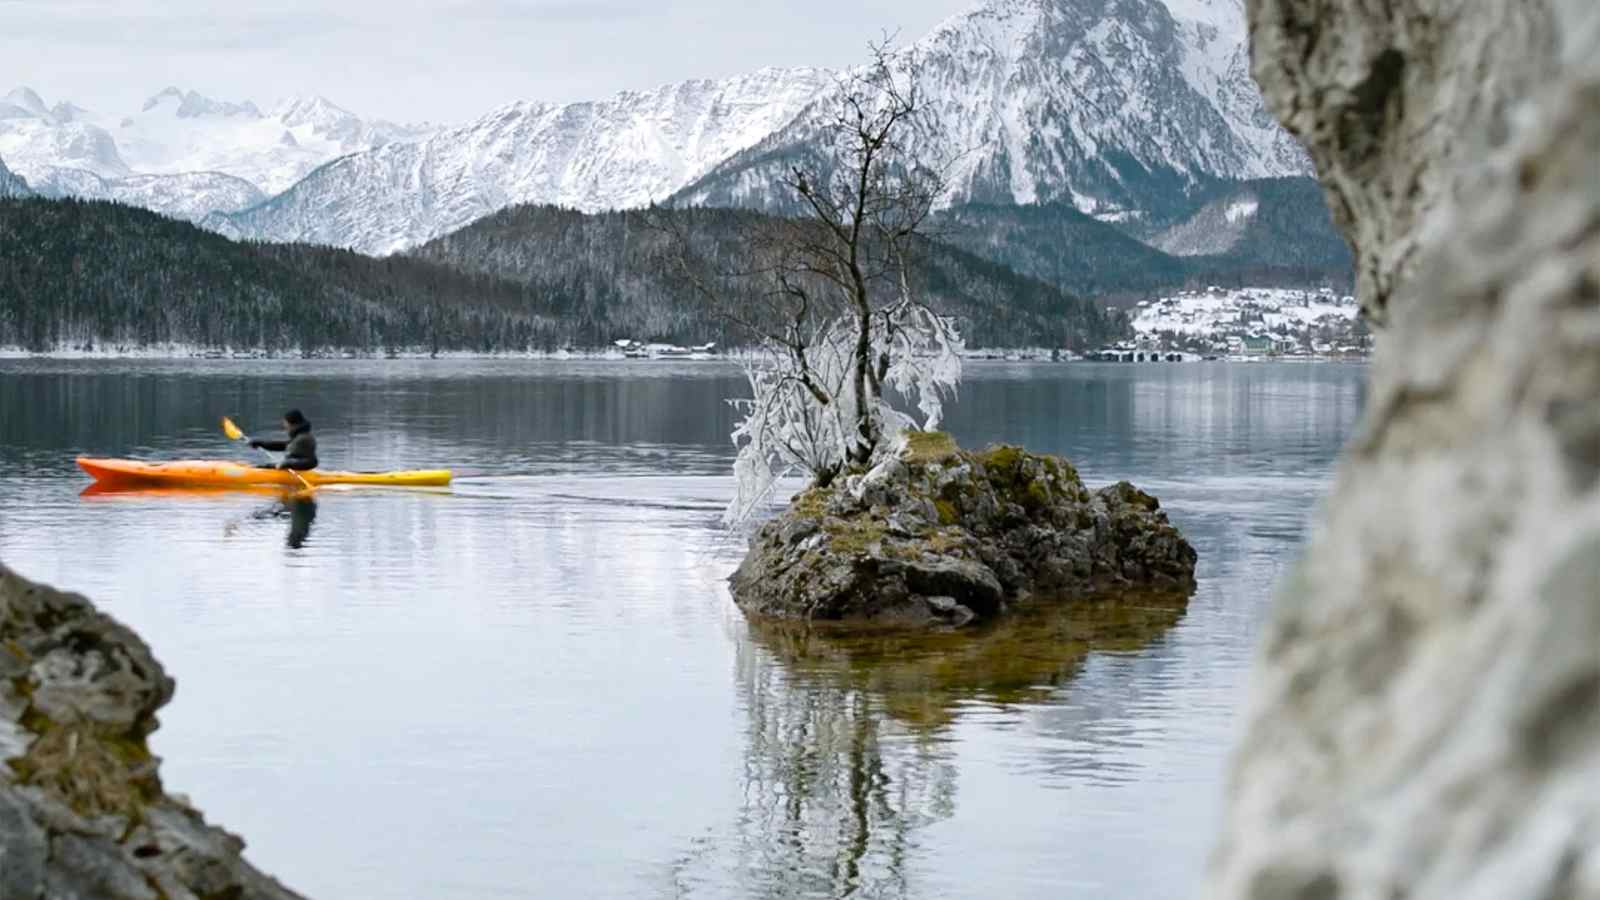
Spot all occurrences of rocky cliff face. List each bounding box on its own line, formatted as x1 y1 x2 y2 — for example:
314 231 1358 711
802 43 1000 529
0 563 302 900
730 433 1195 628
1209 0 1600 897
0 155 29 198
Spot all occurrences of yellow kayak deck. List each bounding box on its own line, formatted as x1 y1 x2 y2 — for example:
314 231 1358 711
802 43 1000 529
77 458 453 489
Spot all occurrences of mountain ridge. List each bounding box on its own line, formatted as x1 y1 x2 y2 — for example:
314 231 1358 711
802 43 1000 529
199 0 1313 256
204 67 834 255
675 0 1309 223
0 84 431 220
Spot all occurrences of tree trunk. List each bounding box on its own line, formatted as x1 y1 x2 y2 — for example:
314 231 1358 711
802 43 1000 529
850 288 877 464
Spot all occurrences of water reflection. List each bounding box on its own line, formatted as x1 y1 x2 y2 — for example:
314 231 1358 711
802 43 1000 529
281 494 317 548
80 485 319 549
0 360 1362 899
710 592 1190 897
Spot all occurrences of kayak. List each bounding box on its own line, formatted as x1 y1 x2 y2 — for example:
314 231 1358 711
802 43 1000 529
77 458 452 489
80 483 315 500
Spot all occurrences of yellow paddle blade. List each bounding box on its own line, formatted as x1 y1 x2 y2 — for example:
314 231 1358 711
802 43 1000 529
222 417 245 441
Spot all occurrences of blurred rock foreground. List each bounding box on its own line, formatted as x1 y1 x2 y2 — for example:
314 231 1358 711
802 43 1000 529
1209 0 1600 897
0 563 302 900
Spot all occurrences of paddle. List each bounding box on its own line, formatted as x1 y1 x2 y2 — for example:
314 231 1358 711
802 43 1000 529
223 416 313 491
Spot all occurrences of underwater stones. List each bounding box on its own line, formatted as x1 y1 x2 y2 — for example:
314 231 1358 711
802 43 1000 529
730 435 1196 628
0 562 303 900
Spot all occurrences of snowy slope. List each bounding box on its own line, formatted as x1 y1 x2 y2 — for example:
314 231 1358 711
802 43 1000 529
678 0 1309 220
1151 184 1260 255
109 88 431 193
0 154 31 197
24 167 265 222
1158 0 1305 175
0 88 129 178
206 68 832 255
0 86 430 219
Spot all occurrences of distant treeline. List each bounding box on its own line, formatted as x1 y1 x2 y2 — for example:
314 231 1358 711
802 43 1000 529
0 198 571 353
409 204 1131 350
3 198 1127 353
3 184 1349 354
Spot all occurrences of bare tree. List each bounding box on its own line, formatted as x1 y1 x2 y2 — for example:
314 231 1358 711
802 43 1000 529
657 39 964 522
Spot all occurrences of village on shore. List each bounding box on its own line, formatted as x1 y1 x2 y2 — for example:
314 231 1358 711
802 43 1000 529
2 287 1371 363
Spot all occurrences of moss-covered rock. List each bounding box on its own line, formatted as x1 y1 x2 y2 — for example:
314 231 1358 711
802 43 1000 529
730 433 1197 628
0 563 303 899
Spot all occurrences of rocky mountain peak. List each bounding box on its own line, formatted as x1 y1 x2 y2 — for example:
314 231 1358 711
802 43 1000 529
142 86 262 119
677 0 1307 221
2 86 48 117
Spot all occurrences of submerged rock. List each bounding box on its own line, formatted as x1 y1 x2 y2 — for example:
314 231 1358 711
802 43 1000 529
0 563 303 900
730 433 1196 627
1211 0 1600 898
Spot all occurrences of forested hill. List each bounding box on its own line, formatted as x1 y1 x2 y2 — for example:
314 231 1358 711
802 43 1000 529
0 197 1129 353
0 197 575 353
933 178 1355 307
409 204 1130 350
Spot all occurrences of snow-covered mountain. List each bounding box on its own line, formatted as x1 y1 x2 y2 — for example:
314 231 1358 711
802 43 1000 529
110 88 430 193
24 168 264 223
0 88 128 177
0 154 31 197
204 67 833 255
677 0 1309 222
0 86 429 220
10 0 1313 257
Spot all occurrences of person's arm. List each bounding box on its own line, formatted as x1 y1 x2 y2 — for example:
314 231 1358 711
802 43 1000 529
278 434 318 470
251 439 289 451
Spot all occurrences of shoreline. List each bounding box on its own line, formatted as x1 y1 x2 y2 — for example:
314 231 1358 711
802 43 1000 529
0 346 1372 363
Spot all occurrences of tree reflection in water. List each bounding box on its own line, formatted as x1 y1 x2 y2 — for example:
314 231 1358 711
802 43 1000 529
705 591 1191 898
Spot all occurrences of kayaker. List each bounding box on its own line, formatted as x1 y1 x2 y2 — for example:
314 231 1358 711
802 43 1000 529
249 409 319 470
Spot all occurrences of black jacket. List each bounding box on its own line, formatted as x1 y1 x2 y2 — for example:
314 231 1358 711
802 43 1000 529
253 423 319 470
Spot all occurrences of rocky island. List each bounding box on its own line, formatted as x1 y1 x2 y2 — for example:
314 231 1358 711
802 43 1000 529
731 432 1197 628
1 563 301 900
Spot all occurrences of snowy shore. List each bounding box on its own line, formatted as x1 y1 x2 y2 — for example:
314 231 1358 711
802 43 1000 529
0 345 1368 363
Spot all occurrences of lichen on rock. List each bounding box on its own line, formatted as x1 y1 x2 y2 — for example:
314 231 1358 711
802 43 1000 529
0 562 303 900
729 433 1196 628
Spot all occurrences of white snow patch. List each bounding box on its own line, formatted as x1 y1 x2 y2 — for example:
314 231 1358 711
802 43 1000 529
1131 286 1358 338
1224 197 1259 222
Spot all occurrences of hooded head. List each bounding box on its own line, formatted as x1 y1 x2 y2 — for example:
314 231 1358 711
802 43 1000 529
282 409 310 433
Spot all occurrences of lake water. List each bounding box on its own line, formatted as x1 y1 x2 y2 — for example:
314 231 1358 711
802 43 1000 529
0 359 1365 899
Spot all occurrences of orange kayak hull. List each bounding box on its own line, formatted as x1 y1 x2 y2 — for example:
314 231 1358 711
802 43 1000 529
76 458 453 489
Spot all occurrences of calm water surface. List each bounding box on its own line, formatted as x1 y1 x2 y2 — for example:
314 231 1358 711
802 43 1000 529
0 359 1366 899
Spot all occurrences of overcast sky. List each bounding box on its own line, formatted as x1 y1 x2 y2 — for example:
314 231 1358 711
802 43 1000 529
0 0 977 123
